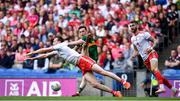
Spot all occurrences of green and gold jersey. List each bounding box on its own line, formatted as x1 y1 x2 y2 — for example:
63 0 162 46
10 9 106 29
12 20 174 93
82 35 98 62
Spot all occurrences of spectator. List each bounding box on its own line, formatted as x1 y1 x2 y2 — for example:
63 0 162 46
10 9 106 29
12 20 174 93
165 49 180 69
49 54 65 69
103 51 114 70
176 45 180 62
167 4 178 42
112 51 133 72
69 2 81 18
27 7 39 28
98 45 108 67
39 25 48 43
0 49 14 68
38 9 48 25
13 46 26 68
58 15 68 28
10 37 18 52
33 56 49 71
47 54 65 73
158 12 169 46
105 14 115 31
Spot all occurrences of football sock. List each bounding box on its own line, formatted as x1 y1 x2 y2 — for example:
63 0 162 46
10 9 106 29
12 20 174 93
163 77 172 89
120 79 126 84
111 90 115 94
153 70 164 84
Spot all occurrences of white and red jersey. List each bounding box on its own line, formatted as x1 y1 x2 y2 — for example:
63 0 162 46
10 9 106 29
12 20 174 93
131 31 152 61
52 42 81 65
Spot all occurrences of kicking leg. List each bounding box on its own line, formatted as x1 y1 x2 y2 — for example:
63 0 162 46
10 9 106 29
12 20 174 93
84 72 122 97
91 64 130 89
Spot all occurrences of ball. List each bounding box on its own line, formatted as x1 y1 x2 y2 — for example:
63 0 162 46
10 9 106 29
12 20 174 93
51 82 61 91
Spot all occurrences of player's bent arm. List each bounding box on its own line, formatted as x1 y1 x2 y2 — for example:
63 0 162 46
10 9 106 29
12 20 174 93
148 36 158 49
27 47 54 56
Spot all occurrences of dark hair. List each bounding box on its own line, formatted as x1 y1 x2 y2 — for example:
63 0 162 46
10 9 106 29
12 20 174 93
78 26 87 32
57 37 64 42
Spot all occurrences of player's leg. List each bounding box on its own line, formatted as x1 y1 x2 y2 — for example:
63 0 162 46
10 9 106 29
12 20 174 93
150 58 178 96
149 58 166 93
79 76 87 93
91 64 130 89
72 76 87 96
84 72 122 97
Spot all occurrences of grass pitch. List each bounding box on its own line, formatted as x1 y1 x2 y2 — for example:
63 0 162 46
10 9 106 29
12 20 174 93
0 96 179 101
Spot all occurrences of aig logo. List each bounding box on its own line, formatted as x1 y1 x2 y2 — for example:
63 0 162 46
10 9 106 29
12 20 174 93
5 80 24 96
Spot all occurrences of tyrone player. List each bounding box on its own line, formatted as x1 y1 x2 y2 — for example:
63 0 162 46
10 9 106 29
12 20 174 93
129 21 178 96
26 37 131 97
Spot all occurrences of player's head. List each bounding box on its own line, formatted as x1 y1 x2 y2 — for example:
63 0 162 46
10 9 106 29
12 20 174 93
128 21 138 33
53 37 63 45
78 25 87 36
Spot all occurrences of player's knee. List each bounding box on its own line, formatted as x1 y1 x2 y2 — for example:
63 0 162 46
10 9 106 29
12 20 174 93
151 67 158 72
150 58 158 64
150 58 158 71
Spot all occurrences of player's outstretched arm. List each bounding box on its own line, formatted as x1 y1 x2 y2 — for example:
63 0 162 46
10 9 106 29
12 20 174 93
27 51 57 60
68 39 84 46
26 47 54 56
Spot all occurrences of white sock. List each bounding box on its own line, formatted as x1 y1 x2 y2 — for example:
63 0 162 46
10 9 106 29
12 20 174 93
159 84 165 89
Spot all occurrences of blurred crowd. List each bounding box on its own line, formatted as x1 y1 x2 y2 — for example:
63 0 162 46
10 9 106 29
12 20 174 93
0 0 179 72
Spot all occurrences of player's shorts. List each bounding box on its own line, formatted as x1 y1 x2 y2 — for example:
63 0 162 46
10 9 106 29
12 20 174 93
77 56 96 75
144 51 159 70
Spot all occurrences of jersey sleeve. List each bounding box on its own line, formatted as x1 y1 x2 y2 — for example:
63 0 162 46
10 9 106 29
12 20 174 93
144 32 151 40
52 42 68 50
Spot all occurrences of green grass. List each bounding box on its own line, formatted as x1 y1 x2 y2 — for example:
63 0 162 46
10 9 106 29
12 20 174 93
0 96 179 101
